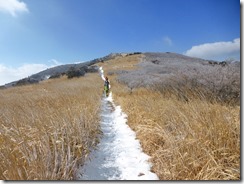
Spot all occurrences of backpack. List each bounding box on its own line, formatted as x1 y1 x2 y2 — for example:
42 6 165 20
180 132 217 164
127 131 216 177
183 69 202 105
104 80 110 90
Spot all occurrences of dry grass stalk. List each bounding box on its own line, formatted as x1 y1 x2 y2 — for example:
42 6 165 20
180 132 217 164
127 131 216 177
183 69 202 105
98 54 240 180
0 73 103 180
111 85 240 180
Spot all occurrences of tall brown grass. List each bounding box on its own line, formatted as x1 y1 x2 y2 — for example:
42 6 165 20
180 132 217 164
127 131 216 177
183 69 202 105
98 54 240 180
0 73 103 180
111 83 240 180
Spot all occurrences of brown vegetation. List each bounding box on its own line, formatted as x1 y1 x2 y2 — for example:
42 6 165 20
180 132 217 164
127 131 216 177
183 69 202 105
0 53 240 180
112 87 240 180
100 54 240 180
0 73 103 180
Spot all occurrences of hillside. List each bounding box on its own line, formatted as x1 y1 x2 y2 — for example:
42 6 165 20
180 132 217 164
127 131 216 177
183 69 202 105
3 53 140 88
103 52 239 105
2 52 239 90
98 52 240 180
0 52 240 180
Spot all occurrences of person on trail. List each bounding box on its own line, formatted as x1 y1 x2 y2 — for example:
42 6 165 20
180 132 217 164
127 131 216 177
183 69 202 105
104 76 110 96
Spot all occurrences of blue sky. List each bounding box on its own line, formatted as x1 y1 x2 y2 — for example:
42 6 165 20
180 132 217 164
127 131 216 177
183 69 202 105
0 0 240 85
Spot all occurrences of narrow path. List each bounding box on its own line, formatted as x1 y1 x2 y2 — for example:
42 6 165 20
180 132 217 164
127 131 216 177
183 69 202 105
77 67 158 180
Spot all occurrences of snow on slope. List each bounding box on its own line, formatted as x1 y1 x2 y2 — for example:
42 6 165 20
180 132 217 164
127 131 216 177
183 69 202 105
77 67 158 180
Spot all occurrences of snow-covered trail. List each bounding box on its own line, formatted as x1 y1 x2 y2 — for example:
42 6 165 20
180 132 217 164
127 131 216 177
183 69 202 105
77 67 159 180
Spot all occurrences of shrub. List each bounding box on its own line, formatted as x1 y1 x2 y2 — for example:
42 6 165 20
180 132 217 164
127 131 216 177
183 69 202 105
15 77 39 86
153 65 240 105
66 67 85 79
49 73 61 79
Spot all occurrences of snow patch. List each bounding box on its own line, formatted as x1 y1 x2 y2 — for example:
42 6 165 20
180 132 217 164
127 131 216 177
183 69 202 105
44 75 50 80
77 67 159 180
99 66 106 81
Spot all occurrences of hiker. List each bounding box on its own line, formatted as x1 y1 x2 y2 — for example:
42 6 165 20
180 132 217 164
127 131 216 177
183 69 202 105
104 76 110 95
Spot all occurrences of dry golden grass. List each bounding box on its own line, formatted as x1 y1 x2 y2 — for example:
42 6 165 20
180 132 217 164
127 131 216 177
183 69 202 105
100 54 240 180
97 54 140 88
99 54 140 71
0 73 103 180
113 87 240 180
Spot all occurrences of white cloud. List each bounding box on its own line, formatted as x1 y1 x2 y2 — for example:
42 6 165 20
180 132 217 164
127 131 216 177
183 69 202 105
0 61 61 86
0 0 29 17
184 38 240 61
163 36 173 46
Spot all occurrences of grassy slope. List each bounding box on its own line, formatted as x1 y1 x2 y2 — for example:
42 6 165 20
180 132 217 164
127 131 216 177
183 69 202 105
0 73 103 180
0 53 240 180
99 54 240 180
